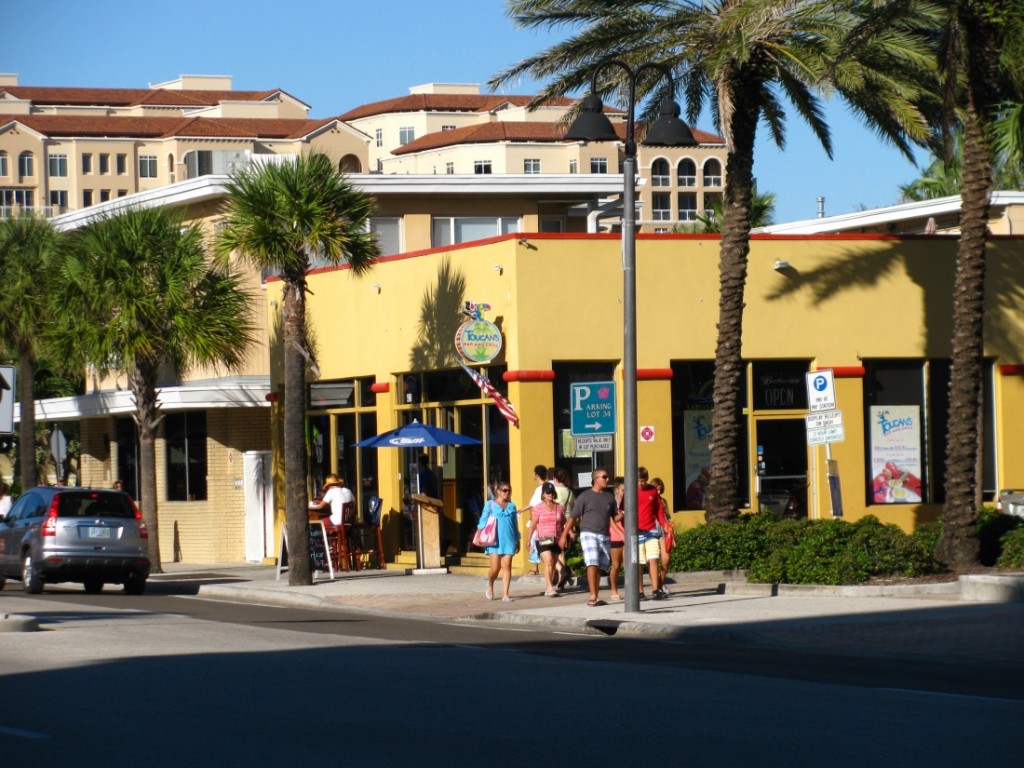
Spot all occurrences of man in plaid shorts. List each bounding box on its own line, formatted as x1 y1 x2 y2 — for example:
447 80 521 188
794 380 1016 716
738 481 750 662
559 467 621 606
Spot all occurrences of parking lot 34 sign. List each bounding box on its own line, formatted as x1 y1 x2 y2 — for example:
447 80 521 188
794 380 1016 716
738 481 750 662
570 381 616 436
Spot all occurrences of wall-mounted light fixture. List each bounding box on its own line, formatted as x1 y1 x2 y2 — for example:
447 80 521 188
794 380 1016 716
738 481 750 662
773 259 791 272
371 283 381 293
493 264 503 275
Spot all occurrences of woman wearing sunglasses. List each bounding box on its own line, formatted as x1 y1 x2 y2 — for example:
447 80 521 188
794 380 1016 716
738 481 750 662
478 483 521 603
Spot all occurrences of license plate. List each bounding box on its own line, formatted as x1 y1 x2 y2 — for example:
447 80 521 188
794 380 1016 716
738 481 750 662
88 527 112 540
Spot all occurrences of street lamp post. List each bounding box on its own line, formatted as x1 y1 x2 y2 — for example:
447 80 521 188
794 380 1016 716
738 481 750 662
566 61 697 614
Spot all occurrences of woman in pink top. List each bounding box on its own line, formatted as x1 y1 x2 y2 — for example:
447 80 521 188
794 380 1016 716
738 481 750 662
530 483 565 597
607 477 626 601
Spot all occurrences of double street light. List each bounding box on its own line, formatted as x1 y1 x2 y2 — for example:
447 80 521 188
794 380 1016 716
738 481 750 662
566 61 697 614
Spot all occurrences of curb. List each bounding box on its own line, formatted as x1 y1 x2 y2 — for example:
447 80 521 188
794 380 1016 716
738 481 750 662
0 613 41 633
960 574 1024 602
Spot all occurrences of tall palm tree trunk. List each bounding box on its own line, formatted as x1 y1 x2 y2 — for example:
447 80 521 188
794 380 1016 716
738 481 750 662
705 84 759 522
937 5 1002 569
17 348 36 489
129 362 162 572
283 277 312 585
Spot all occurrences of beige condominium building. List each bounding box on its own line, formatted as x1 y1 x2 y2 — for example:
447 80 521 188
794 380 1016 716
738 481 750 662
339 82 727 232
0 74 368 218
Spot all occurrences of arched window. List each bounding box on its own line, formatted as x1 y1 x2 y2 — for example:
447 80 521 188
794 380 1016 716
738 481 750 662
677 158 696 187
18 151 34 180
651 158 670 186
339 154 362 174
703 158 723 187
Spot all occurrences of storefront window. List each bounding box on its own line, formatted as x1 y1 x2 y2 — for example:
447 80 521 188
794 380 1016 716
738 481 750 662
165 411 207 501
751 360 809 411
307 377 376 516
671 361 750 510
553 362 616 490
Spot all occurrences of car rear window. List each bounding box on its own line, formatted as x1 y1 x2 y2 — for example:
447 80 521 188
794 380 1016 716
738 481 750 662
56 492 135 519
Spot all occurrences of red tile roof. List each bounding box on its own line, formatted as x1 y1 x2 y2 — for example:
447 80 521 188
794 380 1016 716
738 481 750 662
0 86 286 108
0 113 338 140
392 121 723 155
338 93 578 121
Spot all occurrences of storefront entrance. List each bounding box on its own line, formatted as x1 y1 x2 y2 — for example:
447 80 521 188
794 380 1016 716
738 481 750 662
754 418 808 518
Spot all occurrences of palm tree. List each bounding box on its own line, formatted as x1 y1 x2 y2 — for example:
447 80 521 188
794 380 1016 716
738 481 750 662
493 0 936 519
0 214 62 490
215 153 379 586
900 127 1023 201
934 2 1023 569
60 206 255 572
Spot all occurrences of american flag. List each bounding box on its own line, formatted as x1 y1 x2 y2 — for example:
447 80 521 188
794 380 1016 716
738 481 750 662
457 360 520 427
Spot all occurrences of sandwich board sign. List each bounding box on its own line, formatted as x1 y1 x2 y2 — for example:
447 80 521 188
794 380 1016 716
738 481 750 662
0 365 14 434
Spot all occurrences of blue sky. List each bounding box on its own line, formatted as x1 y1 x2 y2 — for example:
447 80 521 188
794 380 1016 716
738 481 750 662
5 0 929 223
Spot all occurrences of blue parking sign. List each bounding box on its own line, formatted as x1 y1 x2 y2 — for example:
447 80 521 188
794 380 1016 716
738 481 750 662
570 381 616 436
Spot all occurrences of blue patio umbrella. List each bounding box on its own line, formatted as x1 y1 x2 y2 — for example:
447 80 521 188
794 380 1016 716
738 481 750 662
353 419 482 448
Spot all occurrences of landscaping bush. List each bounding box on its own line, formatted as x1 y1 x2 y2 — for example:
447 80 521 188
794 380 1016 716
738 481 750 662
977 507 1024 566
673 512 940 585
996 527 1024 569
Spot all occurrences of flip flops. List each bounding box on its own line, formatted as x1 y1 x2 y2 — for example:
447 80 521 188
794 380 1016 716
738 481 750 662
587 598 607 607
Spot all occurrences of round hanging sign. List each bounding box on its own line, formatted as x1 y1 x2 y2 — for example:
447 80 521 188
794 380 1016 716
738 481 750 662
455 319 503 363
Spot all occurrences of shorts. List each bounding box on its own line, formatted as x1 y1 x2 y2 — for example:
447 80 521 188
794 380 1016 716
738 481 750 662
609 540 624 549
638 532 661 562
536 537 561 555
580 531 611 570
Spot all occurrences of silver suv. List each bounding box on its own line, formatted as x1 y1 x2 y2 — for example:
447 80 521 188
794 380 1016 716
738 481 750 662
0 487 150 595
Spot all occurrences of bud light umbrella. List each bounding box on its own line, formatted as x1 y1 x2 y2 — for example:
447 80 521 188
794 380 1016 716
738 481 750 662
353 419 482 448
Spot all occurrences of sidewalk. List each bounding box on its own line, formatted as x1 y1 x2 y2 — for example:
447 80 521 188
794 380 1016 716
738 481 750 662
149 563 1024 671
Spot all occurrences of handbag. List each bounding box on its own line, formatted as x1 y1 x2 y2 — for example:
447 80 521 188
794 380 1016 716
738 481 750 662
473 514 498 548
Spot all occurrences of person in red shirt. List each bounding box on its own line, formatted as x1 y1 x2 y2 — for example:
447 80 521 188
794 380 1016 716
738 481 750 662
637 467 669 600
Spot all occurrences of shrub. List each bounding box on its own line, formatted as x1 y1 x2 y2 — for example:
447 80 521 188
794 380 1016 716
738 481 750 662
977 507 1024 566
997 527 1024 569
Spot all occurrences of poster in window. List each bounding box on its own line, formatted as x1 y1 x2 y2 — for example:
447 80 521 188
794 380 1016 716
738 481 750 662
869 406 923 503
683 410 713 509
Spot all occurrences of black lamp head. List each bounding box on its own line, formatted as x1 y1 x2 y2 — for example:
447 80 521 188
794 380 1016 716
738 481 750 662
564 93 620 142
642 100 698 147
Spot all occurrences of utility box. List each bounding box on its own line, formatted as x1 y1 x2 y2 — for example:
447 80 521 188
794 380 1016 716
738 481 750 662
998 490 1024 517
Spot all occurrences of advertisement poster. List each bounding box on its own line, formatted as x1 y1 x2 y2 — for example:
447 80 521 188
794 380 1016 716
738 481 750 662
869 406 923 503
683 410 713 509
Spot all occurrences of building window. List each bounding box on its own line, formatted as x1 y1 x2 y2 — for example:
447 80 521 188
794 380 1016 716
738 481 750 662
82 153 92 174
116 154 127 174
703 158 723 187
165 411 207 501
678 192 697 221
652 192 672 221
399 126 415 145
100 189 110 202
442 124 456 132
445 162 454 174
474 160 492 174
375 159 383 173
139 155 157 178
431 216 520 246
651 158 670 186
677 158 696 187
18 151 34 179
82 189 94 207
590 157 608 174
1 189 34 209
0 151 7 177
48 190 68 210
99 154 110 174
48 154 68 177
375 128 383 147
523 158 541 174
117 189 128 197
369 217 401 256
568 159 578 174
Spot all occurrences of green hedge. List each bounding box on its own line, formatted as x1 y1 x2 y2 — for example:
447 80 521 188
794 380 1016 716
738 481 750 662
670 512 941 585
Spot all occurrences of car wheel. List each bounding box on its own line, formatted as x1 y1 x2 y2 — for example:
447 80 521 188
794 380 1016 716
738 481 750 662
22 554 43 595
123 576 146 596
83 578 104 594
